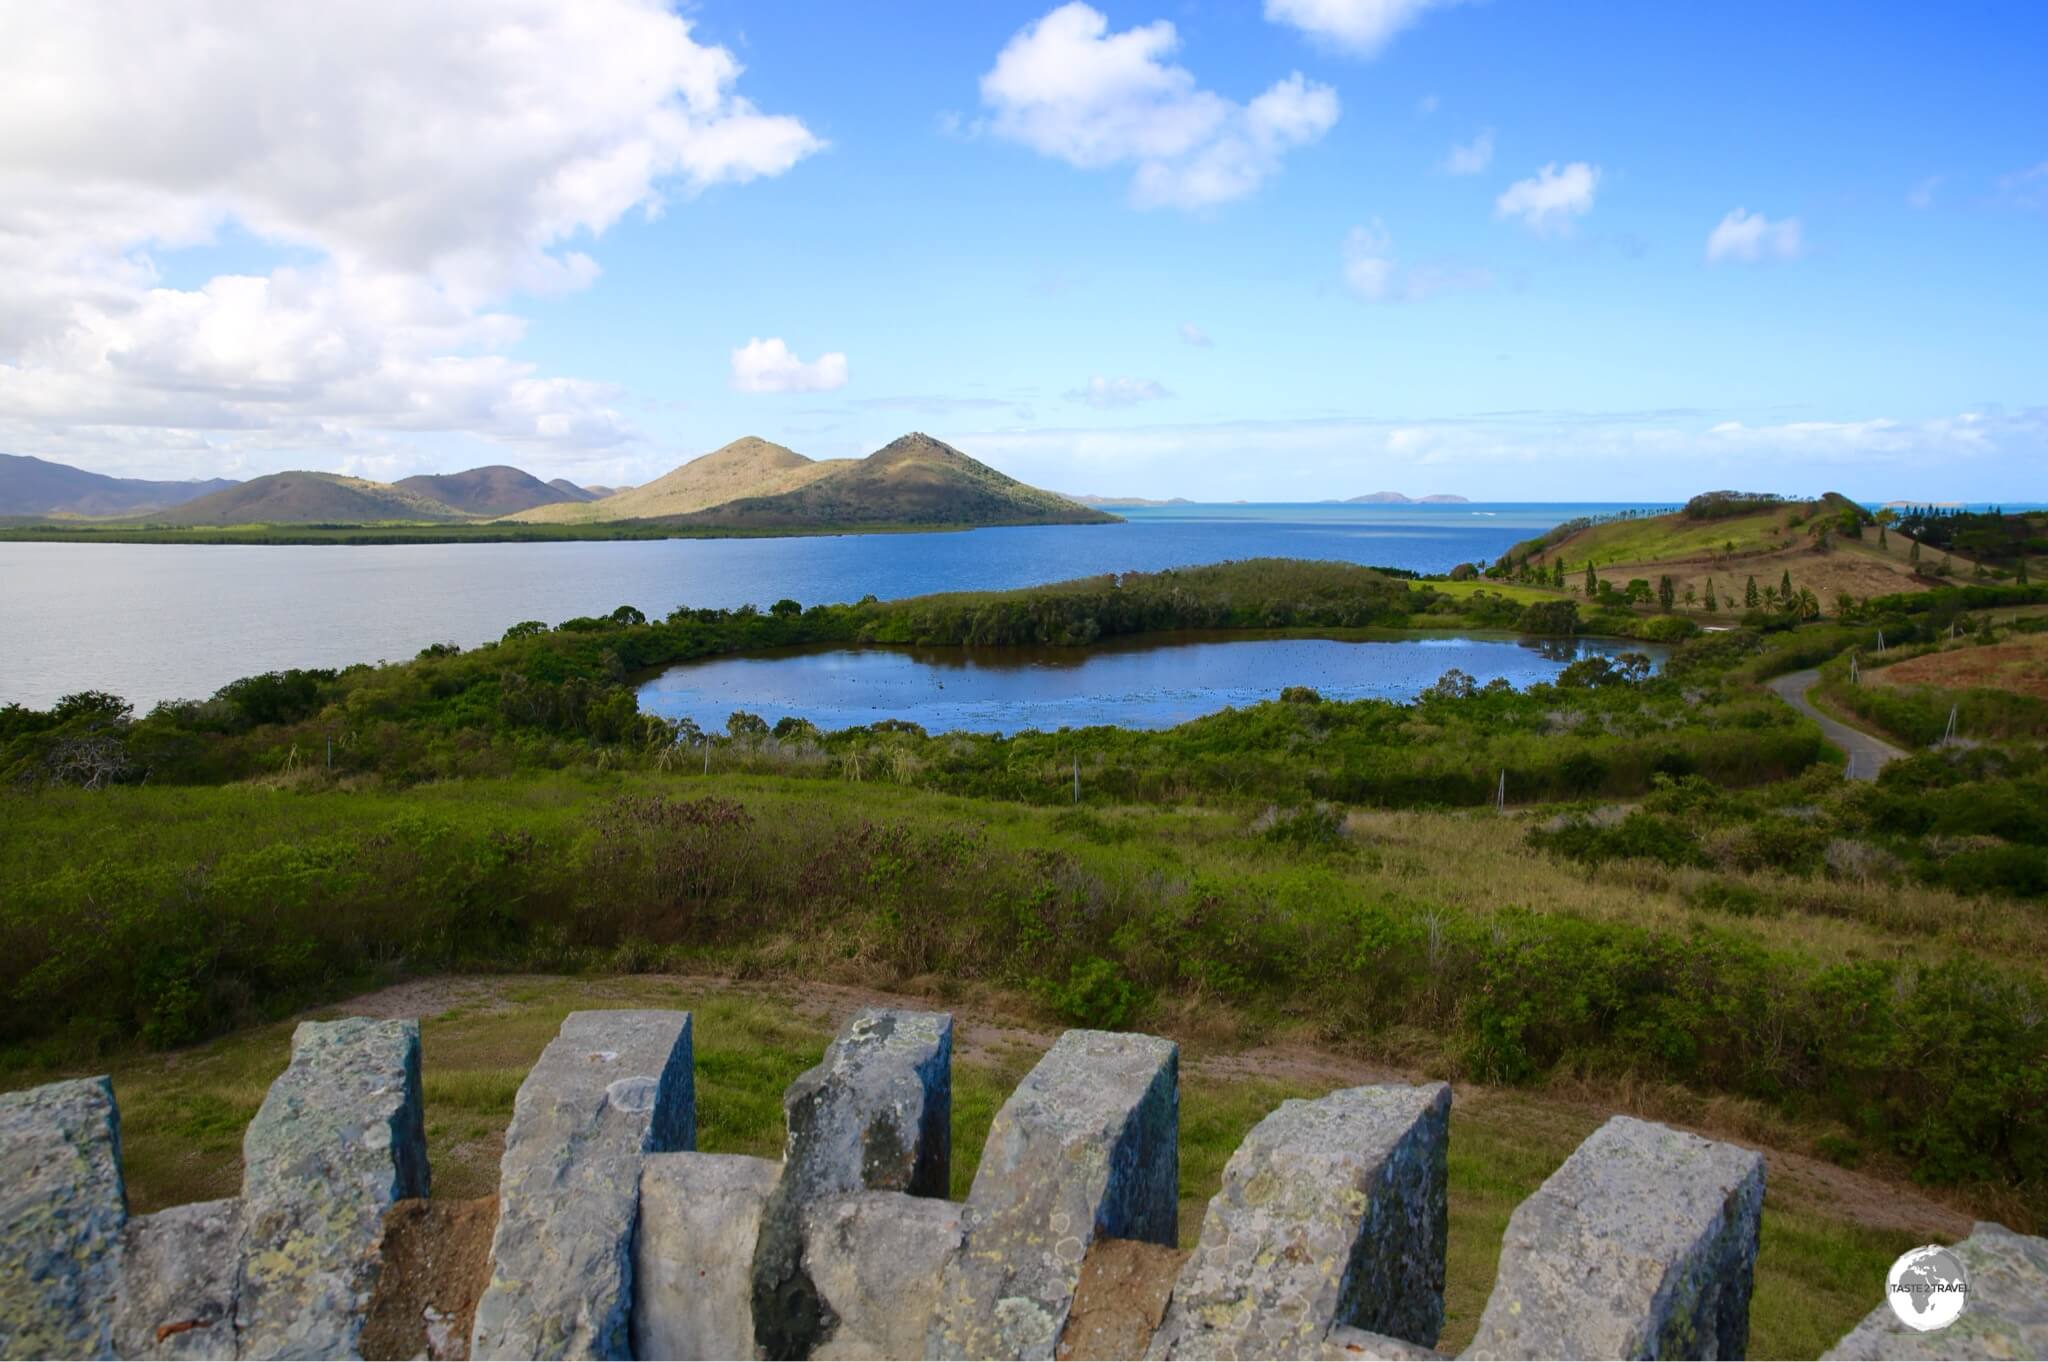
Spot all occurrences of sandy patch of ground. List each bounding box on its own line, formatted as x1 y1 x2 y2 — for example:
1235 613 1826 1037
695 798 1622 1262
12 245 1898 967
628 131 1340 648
1060 1239 1186 1360
360 1196 496 1361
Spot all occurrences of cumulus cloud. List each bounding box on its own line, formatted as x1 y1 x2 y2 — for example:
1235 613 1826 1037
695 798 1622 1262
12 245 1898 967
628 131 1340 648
0 0 822 476
1068 376 1173 408
1442 128 1494 176
729 339 849 394
1907 176 1943 210
1178 322 1214 346
980 4 1338 210
1342 222 1490 302
1705 208 1804 263
1264 0 1459 56
1494 162 1600 236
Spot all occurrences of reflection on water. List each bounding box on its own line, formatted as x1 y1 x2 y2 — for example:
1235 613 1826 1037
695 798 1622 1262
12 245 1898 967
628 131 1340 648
636 632 1666 735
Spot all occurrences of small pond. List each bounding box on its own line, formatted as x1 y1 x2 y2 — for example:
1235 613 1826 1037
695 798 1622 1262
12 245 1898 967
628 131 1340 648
635 632 1667 735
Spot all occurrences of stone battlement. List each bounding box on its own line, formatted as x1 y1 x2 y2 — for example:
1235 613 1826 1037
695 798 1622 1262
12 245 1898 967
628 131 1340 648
2 1006 2042 1360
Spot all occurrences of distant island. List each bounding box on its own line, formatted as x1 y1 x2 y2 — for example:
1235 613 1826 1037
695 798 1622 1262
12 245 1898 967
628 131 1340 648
1343 491 1471 505
0 434 1115 542
1063 494 1197 508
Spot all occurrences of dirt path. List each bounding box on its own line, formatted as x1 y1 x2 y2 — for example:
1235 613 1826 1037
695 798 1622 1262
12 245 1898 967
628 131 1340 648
1767 668 1907 780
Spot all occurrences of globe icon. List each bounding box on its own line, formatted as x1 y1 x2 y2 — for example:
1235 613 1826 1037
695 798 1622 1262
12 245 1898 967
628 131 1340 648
1885 1244 1970 1332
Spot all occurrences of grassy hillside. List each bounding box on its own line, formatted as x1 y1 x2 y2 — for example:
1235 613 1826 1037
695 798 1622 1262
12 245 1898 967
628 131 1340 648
1493 492 1961 613
394 465 576 517
508 436 837 524
668 432 1113 529
141 471 469 525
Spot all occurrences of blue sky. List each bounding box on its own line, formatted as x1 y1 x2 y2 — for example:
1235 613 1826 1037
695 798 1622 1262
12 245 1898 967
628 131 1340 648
1 0 2043 500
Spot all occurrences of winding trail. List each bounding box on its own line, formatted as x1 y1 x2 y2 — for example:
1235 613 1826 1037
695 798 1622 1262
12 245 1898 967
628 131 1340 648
1767 668 1907 780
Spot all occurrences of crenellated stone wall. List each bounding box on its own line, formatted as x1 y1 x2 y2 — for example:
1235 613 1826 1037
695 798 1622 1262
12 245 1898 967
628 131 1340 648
3 1005 2044 1361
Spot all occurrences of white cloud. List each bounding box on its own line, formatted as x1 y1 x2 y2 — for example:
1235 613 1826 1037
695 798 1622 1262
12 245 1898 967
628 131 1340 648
1178 322 1214 347
980 4 1338 210
1343 222 1490 302
1494 162 1601 236
1416 94 1441 116
1442 128 1494 176
1705 208 1804 264
1342 223 1399 301
1907 176 1943 210
729 338 849 394
0 0 822 476
1265 0 1459 56
1068 376 1173 408
1998 161 2048 211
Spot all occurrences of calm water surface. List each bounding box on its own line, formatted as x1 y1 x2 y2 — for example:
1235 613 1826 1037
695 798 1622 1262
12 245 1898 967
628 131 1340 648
0 502 1661 708
637 632 1666 735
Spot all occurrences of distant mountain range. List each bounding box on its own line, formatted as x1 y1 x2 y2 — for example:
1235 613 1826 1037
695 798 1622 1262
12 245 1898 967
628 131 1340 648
150 472 476 525
1340 491 1471 504
0 436 1107 533
0 453 237 517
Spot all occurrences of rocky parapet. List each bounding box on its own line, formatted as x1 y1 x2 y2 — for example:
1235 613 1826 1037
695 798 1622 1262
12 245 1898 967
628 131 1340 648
1151 1083 1451 1359
929 1030 1180 1361
0 1076 127 1360
471 1009 695 1361
1465 1115 1765 1361
235 1017 429 1359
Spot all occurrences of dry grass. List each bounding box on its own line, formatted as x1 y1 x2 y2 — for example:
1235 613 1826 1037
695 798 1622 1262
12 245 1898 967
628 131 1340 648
1871 632 2048 700
1339 807 2048 964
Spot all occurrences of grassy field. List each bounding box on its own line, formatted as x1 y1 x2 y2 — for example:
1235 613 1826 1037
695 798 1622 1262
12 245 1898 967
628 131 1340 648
44 973 1943 1359
1418 579 1571 605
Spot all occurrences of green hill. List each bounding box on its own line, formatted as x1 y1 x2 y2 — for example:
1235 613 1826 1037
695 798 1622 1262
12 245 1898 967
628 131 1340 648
660 432 1113 530
393 465 577 517
143 472 469 525
507 437 838 525
1506 492 1868 568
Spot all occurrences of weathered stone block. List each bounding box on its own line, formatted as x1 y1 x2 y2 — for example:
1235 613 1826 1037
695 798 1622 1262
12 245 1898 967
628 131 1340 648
1321 1325 1446 1360
1822 1222 2048 1360
112 1198 242 1361
0 1075 127 1360
753 1008 953 1359
1465 1115 1765 1361
1151 1082 1451 1359
929 1029 1179 1361
236 1016 429 1360
633 1152 779 1362
804 1191 967 1361
471 1008 694 1361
